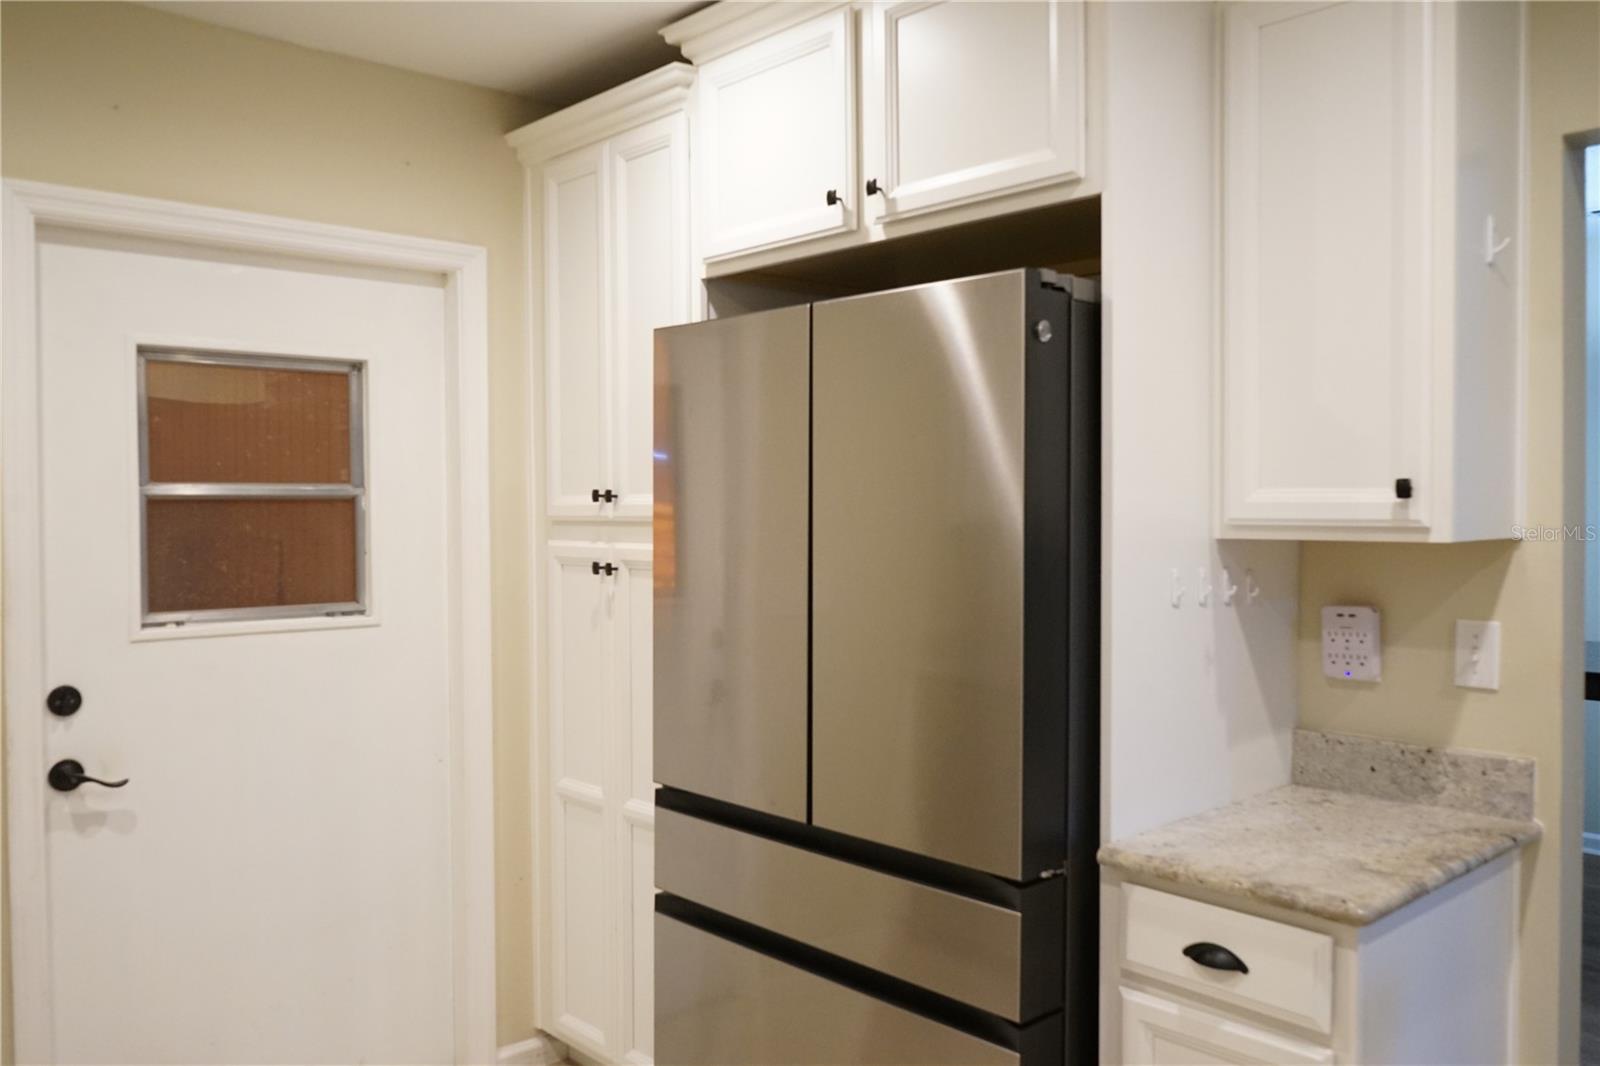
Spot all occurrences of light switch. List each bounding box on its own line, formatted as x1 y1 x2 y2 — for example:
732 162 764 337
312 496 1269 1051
1322 605 1381 682
1454 620 1501 691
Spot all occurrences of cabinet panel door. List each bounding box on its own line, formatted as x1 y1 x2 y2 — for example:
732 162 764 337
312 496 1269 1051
548 543 614 1051
697 8 858 260
544 146 611 519
613 547 655 1064
609 116 690 521
1120 988 1332 1066
1221 2 1430 530
869 1 1085 220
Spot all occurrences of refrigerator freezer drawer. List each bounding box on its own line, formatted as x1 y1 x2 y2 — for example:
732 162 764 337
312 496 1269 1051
657 910 1064 1065
652 305 810 821
656 808 1063 1022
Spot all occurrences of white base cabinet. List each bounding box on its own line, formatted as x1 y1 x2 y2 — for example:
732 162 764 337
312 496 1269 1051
508 66 695 1066
1217 1 1523 541
1112 854 1520 1065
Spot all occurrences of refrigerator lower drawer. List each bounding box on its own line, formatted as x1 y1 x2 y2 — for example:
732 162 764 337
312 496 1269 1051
657 909 1062 1065
656 807 1063 1022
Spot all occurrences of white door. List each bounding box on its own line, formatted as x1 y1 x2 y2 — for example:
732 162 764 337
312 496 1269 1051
696 8 859 261
544 142 612 519
1219 1 1430 530
1120 988 1333 1066
26 229 456 1064
866 0 1086 221
608 114 690 520
545 541 655 1065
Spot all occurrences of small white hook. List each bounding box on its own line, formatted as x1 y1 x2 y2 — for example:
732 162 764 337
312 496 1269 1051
1197 567 1212 608
1484 215 1511 266
1245 569 1262 604
1220 567 1239 607
1170 568 1185 608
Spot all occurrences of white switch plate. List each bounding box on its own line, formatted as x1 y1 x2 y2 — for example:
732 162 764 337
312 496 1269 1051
1454 619 1501 690
1322 605 1381 682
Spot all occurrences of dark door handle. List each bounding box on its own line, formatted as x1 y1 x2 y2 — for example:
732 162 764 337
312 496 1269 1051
826 188 840 206
591 562 618 577
48 759 129 793
866 178 883 196
1183 941 1248 974
591 489 618 503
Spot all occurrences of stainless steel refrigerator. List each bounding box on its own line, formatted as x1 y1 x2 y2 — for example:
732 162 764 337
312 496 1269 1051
652 268 1099 1065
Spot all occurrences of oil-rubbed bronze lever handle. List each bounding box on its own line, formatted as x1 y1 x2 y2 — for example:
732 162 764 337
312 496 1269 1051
48 759 129 793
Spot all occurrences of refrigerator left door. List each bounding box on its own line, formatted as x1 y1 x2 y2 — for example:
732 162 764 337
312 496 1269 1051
653 306 811 820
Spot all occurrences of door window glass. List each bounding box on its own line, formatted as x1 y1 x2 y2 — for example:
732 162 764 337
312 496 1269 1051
138 349 366 625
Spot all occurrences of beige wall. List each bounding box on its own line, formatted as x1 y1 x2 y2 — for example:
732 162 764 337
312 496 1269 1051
1297 5 1600 1062
0 2 545 1048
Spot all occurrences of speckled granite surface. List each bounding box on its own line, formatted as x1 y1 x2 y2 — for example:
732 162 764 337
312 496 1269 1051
1098 785 1540 925
1291 729 1536 821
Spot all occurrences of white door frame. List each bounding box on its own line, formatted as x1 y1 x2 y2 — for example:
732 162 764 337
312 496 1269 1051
1 179 497 1065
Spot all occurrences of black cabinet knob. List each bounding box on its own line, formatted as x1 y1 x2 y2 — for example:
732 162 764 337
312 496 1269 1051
866 178 883 196
591 562 618 577
1182 941 1249 975
825 189 840 206
47 685 83 717
48 759 129 793
1395 477 1414 500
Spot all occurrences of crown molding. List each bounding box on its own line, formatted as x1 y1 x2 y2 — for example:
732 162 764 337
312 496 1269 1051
661 2 849 65
506 62 695 163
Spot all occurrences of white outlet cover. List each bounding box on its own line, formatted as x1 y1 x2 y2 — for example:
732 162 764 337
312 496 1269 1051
1322 605 1381 682
1454 619 1501 691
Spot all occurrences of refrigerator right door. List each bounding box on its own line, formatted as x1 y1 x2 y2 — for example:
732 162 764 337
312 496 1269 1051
811 270 1069 880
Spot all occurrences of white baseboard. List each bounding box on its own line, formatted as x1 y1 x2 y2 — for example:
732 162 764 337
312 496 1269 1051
498 1032 569 1066
1583 831 1600 857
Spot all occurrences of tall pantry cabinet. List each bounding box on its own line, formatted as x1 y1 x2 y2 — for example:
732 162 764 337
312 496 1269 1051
507 64 695 1065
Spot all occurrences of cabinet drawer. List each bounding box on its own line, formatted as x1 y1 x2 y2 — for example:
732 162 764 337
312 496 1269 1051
1120 987 1332 1065
1120 884 1333 1035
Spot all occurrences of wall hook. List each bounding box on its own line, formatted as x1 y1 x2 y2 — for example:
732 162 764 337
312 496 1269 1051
1244 569 1261 604
1483 215 1511 266
1169 568 1185 608
1220 568 1239 607
1197 567 1212 608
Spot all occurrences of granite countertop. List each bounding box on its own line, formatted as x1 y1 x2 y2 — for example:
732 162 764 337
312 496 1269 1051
1098 731 1541 926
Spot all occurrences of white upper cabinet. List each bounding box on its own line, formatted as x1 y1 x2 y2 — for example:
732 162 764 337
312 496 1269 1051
513 67 694 521
865 1 1085 221
665 1 1101 271
1219 2 1522 541
694 8 858 261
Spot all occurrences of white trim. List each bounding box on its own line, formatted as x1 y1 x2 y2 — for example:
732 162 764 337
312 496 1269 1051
1 179 497 1065
661 0 849 64
498 1032 570 1066
507 63 694 164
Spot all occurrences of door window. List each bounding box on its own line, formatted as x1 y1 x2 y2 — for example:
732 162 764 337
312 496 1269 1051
138 349 366 625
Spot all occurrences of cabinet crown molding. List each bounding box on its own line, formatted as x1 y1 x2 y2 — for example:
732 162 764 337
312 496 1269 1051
661 1 850 64
506 62 694 163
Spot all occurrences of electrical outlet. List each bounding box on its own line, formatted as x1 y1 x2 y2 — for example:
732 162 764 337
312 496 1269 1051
1454 620 1501 691
1322 605 1381 682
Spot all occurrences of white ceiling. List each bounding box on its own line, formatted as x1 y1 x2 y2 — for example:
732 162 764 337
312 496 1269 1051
143 2 710 105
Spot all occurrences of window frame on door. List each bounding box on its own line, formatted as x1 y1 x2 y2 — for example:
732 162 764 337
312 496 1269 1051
135 346 371 627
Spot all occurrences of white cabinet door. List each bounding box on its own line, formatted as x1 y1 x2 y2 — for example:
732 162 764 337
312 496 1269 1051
544 145 612 519
613 546 656 1064
548 543 615 1052
1121 988 1332 1066
697 8 858 260
608 115 690 521
867 0 1085 221
1220 1 1430 531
